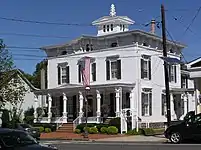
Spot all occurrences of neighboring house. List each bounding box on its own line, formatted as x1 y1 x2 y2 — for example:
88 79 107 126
0 69 40 120
33 4 195 132
187 57 201 114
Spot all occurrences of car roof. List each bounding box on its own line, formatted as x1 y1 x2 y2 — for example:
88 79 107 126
0 128 25 134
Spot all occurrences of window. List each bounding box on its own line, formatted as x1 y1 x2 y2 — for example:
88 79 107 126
111 24 113 31
141 55 151 80
106 59 121 80
181 75 188 88
123 25 125 31
61 51 67 55
107 25 110 32
91 63 96 82
141 88 152 116
103 25 106 32
168 65 177 83
120 24 122 30
58 64 70 85
161 93 167 116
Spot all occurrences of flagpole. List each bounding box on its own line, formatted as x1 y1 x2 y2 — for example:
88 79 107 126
84 86 90 139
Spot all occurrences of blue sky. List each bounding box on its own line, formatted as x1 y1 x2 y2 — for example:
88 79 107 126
0 0 201 74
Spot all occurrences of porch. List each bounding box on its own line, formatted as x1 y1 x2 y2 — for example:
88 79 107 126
33 83 136 128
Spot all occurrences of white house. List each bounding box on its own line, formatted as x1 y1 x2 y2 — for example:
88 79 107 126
0 69 40 120
33 4 195 132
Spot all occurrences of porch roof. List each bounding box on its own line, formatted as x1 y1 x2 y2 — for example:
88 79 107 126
34 83 135 95
162 88 194 94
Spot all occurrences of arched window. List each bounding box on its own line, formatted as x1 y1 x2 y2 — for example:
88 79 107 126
107 25 110 32
103 25 106 32
111 24 113 31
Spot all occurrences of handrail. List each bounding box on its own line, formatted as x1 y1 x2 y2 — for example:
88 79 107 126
56 116 64 130
73 116 81 130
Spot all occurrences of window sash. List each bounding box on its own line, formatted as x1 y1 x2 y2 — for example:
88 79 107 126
110 61 117 79
61 67 67 84
142 90 152 116
141 57 150 79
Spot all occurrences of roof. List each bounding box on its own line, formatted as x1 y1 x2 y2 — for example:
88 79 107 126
41 29 186 50
187 57 201 67
92 16 134 25
0 69 39 91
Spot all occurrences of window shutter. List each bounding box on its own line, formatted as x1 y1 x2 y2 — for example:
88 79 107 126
92 63 96 81
58 66 61 85
117 59 121 79
161 94 164 115
78 65 81 83
66 66 70 83
141 59 144 79
174 65 177 83
106 60 110 80
149 92 152 116
141 93 145 116
148 59 151 80
186 76 188 88
168 65 171 82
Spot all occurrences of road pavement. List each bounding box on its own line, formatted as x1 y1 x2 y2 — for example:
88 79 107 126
41 141 201 150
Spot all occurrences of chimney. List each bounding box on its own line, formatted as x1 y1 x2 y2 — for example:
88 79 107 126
150 19 156 34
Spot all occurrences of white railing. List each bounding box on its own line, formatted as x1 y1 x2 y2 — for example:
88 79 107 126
73 116 81 130
55 116 64 129
37 117 49 123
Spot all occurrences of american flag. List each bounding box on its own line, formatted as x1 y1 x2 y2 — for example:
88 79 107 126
79 56 91 88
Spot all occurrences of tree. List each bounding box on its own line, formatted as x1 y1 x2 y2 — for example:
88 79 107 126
0 40 28 108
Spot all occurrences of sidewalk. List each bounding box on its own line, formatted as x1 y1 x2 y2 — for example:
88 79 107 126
92 135 168 143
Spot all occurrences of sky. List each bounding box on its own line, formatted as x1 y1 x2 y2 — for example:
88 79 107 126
0 0 201 74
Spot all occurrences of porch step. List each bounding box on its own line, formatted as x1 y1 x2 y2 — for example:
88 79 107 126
56 123 74 133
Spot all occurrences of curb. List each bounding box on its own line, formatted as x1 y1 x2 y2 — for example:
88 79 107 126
40 138 90 141
91 139 169 144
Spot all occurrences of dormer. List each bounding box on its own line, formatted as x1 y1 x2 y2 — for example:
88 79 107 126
92 4 135 36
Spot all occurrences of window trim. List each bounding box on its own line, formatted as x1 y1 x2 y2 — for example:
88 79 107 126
168 65 177 83
141 88 152 116
161 93 167 116
58 62 69 85
141 55 151 80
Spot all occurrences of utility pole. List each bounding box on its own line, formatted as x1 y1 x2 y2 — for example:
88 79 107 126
161 4 171 127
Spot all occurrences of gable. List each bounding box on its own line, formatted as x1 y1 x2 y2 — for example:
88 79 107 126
188 57 201 68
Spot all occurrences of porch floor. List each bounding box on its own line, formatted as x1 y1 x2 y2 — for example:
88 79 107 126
40 132 125 140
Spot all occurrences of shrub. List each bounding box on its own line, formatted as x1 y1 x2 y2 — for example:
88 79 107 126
96 124 109 132
126 128 144 135
143 128 155 136
89 127 98 134
38 126 44 133
23 116 34 125
109 118 120 133
100 127 108 134
1 109 10 128
76 123 96 132
33 123 57 132
45 128 51 133
74 129 81 134
83 127 90 132
107 126 118 134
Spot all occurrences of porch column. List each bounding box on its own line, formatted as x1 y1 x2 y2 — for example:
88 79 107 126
33 95 38 123
62 93 68 123
96 90 101 123
115 88 120 117
170 93 176 120
183 93 188 116
48 94 52 123
129 88 136 129
79 92 84 124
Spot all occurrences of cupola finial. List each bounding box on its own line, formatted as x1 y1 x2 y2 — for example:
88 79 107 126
110 4 116 17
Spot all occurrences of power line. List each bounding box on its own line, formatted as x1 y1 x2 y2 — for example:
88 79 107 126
0 32 73 39
183 6 201 37
0 16 144 27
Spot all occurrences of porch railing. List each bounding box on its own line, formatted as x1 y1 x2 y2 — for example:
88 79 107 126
55 116 64 129
73 115 81 130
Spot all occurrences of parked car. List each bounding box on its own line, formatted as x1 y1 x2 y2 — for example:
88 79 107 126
164 111 201 144
15 123 40 140
0 128 57 150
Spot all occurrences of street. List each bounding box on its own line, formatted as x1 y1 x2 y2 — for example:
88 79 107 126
44 142 201 150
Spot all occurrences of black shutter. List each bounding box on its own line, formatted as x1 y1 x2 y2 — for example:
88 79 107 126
168 65 171 82
186 76 188 88
149 92 152 116
161 94 164 115
141 59 144 79
92 63 96 81
174 65 177 83
78 65 81 83
106 60 110 80
141 93 145 116
58 66 61 85
148 59 151 80
100 94 103 106
66 66 70 83
117 59 121 79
